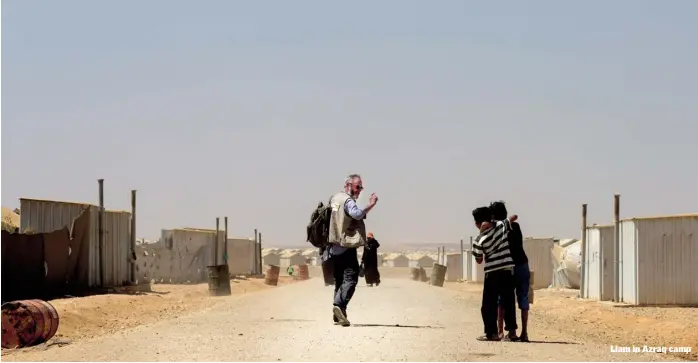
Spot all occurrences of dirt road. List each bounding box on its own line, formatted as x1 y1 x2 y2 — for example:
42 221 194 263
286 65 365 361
3 278 686 362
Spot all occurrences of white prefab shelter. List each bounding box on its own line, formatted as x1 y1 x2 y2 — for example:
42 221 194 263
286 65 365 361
427 253 440 265
619 215 698 305
471 254 485 282
583 225 615 301
522 237 555 289
461 249 474 281
301 249 320 265
279 250 306 267
407 253 435 268
384 253 409 267
262 250 280 266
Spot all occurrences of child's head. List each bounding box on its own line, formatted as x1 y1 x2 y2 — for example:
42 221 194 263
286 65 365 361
489 200 508 221
472 206 492 230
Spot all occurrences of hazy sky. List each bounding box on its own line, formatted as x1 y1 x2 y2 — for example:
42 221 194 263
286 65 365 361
2 0 697 246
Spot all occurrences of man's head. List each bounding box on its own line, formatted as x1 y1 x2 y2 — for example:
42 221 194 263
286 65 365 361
489 201 508 221
344 174 363 198
472 206 492 230
367 232 374 239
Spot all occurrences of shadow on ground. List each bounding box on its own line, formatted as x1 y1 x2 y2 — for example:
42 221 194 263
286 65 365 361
351 323 443 329
526 340 577 345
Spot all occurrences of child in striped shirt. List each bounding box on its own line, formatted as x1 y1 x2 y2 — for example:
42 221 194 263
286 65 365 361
472 206 519 341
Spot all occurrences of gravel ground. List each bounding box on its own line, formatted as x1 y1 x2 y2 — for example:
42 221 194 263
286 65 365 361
2 278 686 362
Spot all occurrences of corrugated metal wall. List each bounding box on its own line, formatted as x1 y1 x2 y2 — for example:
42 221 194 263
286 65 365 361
584 227 602 299
600 226 615 301
585 226 615 301
20 198 96 234
523 238 555 289
102 211 132 287
620 220 638 304
20 198 99 287
634 216 698 305
19 198 132 288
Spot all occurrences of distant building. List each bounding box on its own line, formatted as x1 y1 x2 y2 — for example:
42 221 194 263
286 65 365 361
262 249 281 266
407 253 435 268
279 250 306 267
301 249 320 265
383 253 409 268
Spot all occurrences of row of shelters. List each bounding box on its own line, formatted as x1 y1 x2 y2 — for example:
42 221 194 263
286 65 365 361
261 248 441 268
438 212 698 307
582 214 698 306
2 196 264 303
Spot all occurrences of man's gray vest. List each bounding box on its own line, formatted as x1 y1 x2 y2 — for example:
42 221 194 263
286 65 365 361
328 192 367 248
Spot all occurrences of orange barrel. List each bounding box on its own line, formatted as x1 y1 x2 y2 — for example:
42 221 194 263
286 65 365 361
429 263 447 287
2 300 60 349
206 264 231 297
297 264 310 281
264 265 280 286
409 267 420 281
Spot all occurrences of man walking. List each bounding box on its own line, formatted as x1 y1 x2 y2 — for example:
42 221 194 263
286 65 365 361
325 174 378 326
471 206 518 341
491 201 531 342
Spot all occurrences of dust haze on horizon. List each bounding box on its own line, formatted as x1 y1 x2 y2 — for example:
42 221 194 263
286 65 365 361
2 1 697 247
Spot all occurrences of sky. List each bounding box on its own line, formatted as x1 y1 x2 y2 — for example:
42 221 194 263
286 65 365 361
2 0 697 246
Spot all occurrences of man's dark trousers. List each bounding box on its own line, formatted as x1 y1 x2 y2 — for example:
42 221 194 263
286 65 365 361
481 268 517 336
332 248 360 310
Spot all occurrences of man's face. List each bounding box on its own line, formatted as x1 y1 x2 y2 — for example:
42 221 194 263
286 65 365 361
349 177 364 197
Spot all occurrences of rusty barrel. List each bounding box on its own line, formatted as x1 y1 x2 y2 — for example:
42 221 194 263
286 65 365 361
409 267 420 281
296 264 310 281
265 265 280 286
430 263 447 287
206 264 231 296
2 300 60 349
418 267 428 282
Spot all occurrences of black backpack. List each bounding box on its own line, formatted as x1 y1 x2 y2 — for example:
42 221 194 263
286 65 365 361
307 200 331 248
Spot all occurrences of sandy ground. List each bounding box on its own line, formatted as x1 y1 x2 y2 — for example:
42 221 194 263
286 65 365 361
444 281 698 362
2 277 690 362
2 276 295 356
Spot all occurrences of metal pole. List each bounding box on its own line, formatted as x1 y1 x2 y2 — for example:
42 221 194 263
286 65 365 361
613 194 620 302
460 238 464 281
224 217 228 265
442 245 446 265
254 229 259 275
98 179 105 287
580 204 588 298
258 232 263 274
215 217 220 266
130 190 137 284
